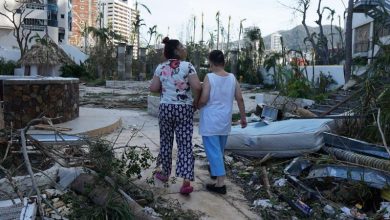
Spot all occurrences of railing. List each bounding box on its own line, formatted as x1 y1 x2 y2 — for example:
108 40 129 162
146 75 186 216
26 3 45 10
354 0 381 6
354 0 390 11
354 41 370 53
22 24 45 31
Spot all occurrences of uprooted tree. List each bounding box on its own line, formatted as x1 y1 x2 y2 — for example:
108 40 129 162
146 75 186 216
0 0 33 58
288 0 343 65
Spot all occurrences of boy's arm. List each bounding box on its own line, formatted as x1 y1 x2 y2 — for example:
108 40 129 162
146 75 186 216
235 80 247 128
198 75 210 109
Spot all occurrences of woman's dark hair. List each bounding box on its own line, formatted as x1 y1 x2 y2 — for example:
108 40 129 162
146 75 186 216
162 37 180 59
208 50 225 66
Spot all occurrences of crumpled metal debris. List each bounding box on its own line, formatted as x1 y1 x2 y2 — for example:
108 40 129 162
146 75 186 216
253 199 272 208
306 164 390 189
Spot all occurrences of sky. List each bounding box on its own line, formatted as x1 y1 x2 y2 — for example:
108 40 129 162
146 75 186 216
138 0 347 45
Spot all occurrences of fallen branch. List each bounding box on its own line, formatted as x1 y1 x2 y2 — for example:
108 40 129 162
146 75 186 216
1 125 12 163
71 174 160 220
376 108 390 156
0 165 23 202
260 166 273 199
20 116 57 216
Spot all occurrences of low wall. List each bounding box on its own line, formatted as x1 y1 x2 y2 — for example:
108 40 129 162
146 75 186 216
2 77 79 128
106 80 132 88
261 65 347 87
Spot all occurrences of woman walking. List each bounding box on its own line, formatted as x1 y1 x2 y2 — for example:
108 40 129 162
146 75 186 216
150 37 201 195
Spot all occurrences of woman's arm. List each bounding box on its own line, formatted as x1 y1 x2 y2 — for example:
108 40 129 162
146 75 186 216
150 75 161 93
198 75 210 109
235 80 247 128
188 74 202 109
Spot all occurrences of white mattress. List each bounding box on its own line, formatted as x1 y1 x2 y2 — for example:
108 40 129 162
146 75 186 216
226 119 334 158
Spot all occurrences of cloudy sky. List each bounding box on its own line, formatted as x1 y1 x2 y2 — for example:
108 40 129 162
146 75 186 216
138 0 347 44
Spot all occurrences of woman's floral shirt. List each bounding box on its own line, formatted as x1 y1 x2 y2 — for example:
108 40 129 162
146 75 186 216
154 59 197 105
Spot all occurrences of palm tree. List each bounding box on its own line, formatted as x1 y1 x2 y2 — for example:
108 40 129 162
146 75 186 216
264 52 283 88
238 18 246 52
147 25 157 47
345 0 354 82
208 32 215 50
226 15 231 52
192 15 196 43
87 26 123 79
201 12 204 44
324 7 336 57
216 11 220 50
132 1 151 58
154 33 163 48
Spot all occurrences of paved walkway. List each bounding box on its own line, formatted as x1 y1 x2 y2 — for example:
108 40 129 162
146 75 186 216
29 107 261 219
103 108 261 220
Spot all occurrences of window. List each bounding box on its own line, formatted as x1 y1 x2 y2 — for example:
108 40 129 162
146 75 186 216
80 5 84 9
354 23 370 53
61 14 65 18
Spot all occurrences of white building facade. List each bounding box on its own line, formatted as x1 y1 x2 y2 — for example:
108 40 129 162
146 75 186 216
352 0 390 63
0 0 72 50
270 32 282 52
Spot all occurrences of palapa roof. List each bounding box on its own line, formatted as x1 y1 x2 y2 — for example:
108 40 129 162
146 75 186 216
19 35 75 66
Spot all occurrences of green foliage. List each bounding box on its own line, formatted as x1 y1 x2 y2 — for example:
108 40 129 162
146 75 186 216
237 26 265 85
315 72 337 93
60 63 91 80
0 58 16 75
88 139 155 179
64 192 134 220
286 78 311 98
146 48 164 79
340 44 390 143
353 56 368 66
85 26 120 79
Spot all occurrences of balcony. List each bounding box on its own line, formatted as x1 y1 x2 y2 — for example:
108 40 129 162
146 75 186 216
22 24 46 31
354 0 381 13
26 3 45 10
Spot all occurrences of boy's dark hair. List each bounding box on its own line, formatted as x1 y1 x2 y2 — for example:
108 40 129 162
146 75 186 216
162 37 180 59
208 50 225 66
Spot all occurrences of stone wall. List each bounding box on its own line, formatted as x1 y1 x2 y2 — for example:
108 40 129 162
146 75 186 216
2 77 79 128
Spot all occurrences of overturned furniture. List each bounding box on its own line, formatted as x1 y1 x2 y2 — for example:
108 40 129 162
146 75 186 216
226 119 334 158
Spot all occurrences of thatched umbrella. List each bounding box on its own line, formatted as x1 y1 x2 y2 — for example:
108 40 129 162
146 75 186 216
18 35 75 76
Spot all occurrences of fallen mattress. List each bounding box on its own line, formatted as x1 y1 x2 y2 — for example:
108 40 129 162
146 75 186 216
226 119 334 158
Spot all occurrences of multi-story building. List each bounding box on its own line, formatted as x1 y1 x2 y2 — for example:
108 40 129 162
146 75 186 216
270 32 282 52
0 0 72 48
352 0 390 63
69 0 99 48
101 0 132 41
100 0 139 58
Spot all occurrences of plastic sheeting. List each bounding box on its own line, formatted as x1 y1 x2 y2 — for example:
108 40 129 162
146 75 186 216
226 119 334 158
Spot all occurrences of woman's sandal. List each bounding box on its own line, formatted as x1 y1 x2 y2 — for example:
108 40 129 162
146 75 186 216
154 172 169 183
180 182 193 195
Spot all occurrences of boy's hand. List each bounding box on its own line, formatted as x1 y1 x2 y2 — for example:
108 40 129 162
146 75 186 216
240 117 247 128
